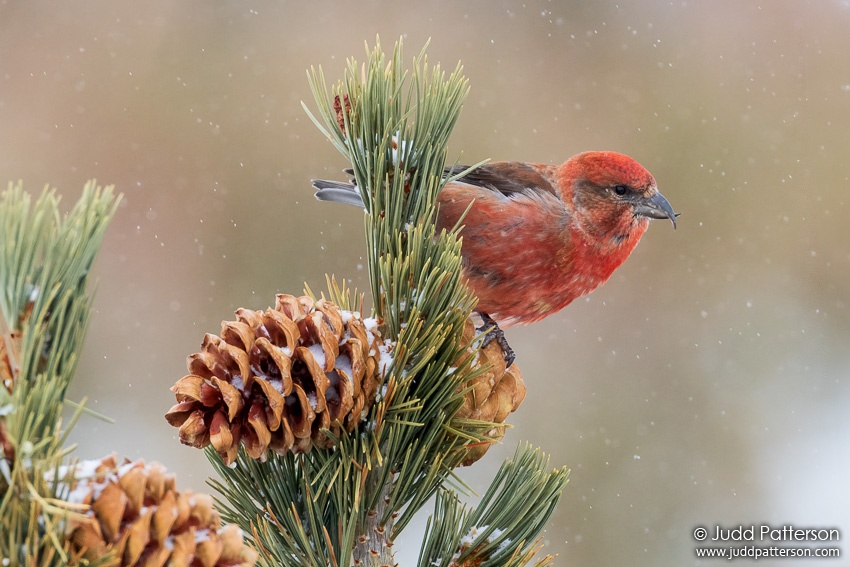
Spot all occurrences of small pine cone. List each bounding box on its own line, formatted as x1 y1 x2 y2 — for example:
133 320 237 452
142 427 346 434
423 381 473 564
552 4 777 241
455 318 527 466
67 454 258 567
333 94 353 133
165 294 383 464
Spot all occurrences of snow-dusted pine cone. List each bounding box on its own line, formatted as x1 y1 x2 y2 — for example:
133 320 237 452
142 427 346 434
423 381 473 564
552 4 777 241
67 454 258 566
165 294 384 464
455 318 527 465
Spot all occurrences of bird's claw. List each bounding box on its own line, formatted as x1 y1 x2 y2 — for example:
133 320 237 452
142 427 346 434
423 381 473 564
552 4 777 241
477 313 516 367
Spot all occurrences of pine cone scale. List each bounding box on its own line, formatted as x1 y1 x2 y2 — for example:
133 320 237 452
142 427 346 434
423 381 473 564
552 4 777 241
209 409 234 455
212 376 243 420
250 337 293 394
163 401 197 427
177 409 211 448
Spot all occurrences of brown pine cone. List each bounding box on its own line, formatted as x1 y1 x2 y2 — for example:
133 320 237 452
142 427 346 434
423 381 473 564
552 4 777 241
455 319 527 466
333 94 353 133
67 454 258 566
165 294 384 464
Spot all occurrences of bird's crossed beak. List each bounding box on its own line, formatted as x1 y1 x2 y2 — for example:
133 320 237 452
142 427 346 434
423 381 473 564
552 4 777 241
635 191 679 229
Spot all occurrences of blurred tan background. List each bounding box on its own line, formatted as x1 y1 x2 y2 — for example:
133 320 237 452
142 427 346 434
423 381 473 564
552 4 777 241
2 1 849 565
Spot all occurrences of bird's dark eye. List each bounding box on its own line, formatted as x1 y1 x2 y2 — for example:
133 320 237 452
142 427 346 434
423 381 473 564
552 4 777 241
613 184 630 196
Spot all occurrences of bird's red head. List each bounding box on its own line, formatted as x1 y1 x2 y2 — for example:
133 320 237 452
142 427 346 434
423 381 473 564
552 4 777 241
559 151 676 249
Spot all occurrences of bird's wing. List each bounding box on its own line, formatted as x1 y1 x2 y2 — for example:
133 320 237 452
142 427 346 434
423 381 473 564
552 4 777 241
315 162 560 207
444 162 560 199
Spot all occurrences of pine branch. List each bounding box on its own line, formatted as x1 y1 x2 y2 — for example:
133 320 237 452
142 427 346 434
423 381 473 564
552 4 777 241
203 37 566 567
0 181 120 566
2 182 259 566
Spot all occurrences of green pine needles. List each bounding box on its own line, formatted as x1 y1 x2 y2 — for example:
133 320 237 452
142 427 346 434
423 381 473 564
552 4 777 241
418 445 567 567
0 181 119 566
210 39 568 567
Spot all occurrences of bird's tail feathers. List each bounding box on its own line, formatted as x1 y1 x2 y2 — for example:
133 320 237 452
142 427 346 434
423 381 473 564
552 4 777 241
312 179 365 207
313 165 469 207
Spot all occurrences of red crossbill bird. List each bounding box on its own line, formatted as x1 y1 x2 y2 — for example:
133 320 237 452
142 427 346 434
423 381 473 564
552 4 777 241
313 151 677 363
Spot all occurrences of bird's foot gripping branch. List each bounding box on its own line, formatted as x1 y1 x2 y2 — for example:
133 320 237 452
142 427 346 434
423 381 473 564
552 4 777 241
161 38 568 567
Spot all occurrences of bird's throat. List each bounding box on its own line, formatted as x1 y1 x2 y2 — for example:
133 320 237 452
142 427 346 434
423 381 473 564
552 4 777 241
569 218 647 285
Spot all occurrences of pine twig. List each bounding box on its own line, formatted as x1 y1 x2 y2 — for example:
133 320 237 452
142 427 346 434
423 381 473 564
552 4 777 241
352 470 397 565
